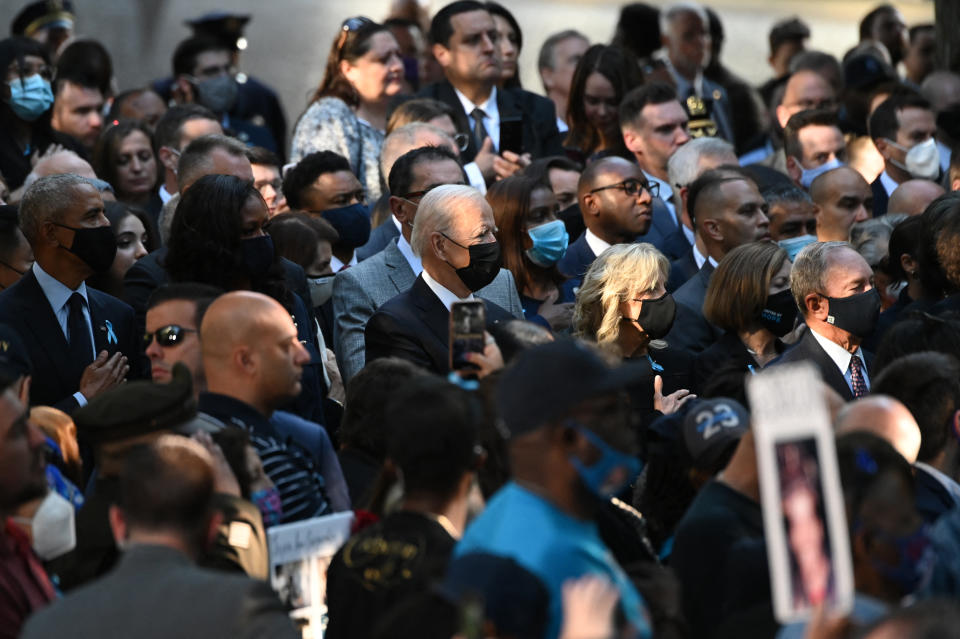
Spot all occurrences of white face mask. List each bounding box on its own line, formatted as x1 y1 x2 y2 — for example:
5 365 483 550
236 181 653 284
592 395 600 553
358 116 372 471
886 137 940 181
13 491 76 560
798 157 844 189
307 275 335 307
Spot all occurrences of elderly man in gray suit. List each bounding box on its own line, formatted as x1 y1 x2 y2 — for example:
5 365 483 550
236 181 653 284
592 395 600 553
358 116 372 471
333 146 523 381
21 436 298 639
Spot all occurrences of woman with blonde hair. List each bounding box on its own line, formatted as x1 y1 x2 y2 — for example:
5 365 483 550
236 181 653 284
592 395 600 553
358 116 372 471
574 243 693 415
694 241 794 392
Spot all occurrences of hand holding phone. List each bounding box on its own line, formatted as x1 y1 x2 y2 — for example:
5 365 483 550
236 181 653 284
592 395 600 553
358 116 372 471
450 300 486 378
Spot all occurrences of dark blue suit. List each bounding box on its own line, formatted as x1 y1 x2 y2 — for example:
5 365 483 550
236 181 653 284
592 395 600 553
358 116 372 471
915 465 959 525
356 218 400 262
667 248 699 293
557 233 596 281
871 176 890 217
0 269 140 413
637 197 688 260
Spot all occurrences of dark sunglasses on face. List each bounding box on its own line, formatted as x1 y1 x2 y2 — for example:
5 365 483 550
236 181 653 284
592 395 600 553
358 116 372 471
588 178 659 199
143 325 196 349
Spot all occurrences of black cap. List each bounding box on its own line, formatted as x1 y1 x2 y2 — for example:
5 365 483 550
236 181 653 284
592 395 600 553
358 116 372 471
74 363 197 444
495 339 649 437
185 12 250 49
11 0 74 37
0 324 32 379
681 397 749 472
769 17 810 55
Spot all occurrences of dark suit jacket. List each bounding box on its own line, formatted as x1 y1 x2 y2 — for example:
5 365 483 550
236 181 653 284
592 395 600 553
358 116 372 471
665 263 722 354
637 197 686 259
417 80 564 163
915 465 959 525
356 217 400 262
871 175 890 217
22 545 297 639
692 331 785 394
364 274 513 374
0 270 139 413
667 248 699 293
557 232 596 281
772 328 873 401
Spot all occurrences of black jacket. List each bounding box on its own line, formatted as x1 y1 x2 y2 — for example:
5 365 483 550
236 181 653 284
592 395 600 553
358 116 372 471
665 263 722 355
772 328 874 401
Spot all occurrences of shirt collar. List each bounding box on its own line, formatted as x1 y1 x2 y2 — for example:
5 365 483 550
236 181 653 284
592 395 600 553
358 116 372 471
584 229 612 259
454 86 498 119
330 251 358 272
421 268 474 312
158 184 174 204
395 234 422 275
691 243 717 269
33 262 87 313
879 170 900 196
809 326 865 373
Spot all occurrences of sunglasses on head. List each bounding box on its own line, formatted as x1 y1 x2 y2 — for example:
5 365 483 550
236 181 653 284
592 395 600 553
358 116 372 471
143 325 196 349
336 16 376 58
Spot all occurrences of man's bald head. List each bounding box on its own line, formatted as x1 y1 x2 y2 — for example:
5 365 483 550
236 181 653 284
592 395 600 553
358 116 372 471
201 291 288 363
835 395 922 463
810 166 872 241
26 151 97 188
887 179 945 216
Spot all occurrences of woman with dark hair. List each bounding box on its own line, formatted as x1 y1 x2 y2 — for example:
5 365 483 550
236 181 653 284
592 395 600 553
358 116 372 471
88 201 154 298
487 176 574 331
92 119 159 208
0 36 83 192
291 17 404 202
485 2 522 89
864 215 925 351
564 44 643 162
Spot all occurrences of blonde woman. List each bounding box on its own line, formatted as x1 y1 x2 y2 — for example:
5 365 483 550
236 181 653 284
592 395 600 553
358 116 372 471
574 243 694 415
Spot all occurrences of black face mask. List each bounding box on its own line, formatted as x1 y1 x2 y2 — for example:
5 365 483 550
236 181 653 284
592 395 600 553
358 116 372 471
822 288 881 339
54 224 116 274
759 289 798 337
241 235 275 276
626 293 677 339
444 236 502 292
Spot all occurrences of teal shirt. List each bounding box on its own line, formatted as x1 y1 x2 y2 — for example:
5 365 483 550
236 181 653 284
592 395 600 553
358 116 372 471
455 482 652 639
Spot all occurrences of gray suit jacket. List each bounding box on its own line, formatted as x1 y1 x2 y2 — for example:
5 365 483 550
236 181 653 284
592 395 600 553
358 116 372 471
332 238 524 381
21 544 297 639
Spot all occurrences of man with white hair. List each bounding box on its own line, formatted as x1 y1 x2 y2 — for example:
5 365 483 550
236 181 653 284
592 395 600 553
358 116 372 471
659 2 734 143
364 184 514 375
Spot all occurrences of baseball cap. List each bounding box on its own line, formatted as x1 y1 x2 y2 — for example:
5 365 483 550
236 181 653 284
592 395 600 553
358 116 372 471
681 397 750 472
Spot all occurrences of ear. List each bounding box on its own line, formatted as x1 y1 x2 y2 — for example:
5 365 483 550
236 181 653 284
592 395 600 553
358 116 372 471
702 218 723 242
805 291 827 320
952 178 960 192
540 67 555 91
432 43 451 68
581 192 600 217
430 231 447 260
234 346 256 376
158 146 179 173
339 58 356 83
204 510 224 551
17 374 30 407
775 104 790 130
900 253 918 278
108 504 128 546
388 195 406 222
785 155 801 185
39 220 62 248
873 137 892 161
622 127 643 155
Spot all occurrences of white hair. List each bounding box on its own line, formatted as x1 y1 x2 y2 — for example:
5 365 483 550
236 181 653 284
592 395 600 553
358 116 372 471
410 184 485 257
380 123 457 187
667 137 736 189
659 2 709 39
19 173 97 243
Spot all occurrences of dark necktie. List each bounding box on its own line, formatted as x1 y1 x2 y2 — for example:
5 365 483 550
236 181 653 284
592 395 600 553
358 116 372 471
849 355 868 398
67 292 93 371
471 107 489 149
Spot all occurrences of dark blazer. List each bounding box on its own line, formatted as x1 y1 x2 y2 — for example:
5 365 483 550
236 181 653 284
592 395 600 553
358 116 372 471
365 274 514 374
356 218 400 262
557 232 596 281
0 269 139 413
915 465 959 525
871 175 890 217
667 248 699 293
693 331 785 394
637 197 685 259
21 545 297 639
772 328 874 401
665 263 722 355
417 80 564 163
656 226 692 262
559 203 586 245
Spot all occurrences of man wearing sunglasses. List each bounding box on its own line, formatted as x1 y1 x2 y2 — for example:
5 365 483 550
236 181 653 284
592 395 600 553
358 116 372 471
558 157 656 282
144 283 220 387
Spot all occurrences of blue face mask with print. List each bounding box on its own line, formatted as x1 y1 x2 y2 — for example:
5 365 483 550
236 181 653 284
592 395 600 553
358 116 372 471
568 422 641 499
251 487 284 528
321 203 372 249
778 234 817 261
525 219 569 267
7 74 54 122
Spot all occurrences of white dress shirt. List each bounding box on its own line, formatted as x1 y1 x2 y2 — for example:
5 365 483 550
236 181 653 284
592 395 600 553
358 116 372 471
330 251 358 273
158 184 174 205
584 229 613 259
692 244 718 270
643 170 677 224
454 86 501 151
878 170 900 197
421 268 475 312
810 328 870 394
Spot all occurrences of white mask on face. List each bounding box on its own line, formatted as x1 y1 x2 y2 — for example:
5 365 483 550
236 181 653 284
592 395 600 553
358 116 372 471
886 137 940 180
13 491 76 560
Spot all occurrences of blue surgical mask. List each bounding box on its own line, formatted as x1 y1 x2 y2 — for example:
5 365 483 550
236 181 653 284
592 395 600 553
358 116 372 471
321 203 371 249
7 74 54 122
250 487 284 528
778 234 817 261
798 157 844 189
568 422 641 499
525 219 569 267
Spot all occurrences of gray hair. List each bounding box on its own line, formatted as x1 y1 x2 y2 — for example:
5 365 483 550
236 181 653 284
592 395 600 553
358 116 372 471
538 29 589 71
19 173 97 243
851 214 907 269
380 122 456 189
177 134 249 191
667 137 736 189
660 2 708 39
411 184 484 257
790 241 853 313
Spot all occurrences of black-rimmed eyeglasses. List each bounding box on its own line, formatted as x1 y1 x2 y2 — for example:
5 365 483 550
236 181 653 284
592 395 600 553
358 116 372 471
588 178 659 199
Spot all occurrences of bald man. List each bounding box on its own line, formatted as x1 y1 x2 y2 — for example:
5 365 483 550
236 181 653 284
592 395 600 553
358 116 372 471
197 291 337 523
557 157 655 281
810 167 873 242
835 395 922 464
9 151 98 204
887 179 945 216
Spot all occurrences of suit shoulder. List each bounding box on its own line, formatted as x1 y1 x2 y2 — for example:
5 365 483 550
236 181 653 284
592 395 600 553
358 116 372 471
87 288 135 314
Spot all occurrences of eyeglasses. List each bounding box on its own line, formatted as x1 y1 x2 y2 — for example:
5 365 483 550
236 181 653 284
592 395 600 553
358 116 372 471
588 178 659 199
453 132 469 152
400 184 444 202
143 325 196 349
336 16 375 59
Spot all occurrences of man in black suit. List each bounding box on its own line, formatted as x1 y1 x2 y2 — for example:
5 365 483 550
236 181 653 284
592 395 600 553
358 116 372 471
0 174 137 413
557 157 655 282
366 184 513 375
775 241 880 401
666 167 771 354
868 93 939 217
419 1 564 185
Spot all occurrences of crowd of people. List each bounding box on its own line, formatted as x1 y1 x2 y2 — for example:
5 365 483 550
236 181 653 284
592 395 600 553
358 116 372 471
1 0 960 637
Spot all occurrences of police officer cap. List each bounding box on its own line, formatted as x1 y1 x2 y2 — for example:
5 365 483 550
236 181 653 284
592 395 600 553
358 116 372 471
11 0 75 37
74 363 197 444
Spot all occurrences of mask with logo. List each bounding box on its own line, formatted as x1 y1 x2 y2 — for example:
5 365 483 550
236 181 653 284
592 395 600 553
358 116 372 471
525 219 569 267
192 75 238 114
626 293 676 340
250 487 284 528
886 137 940 181
443 236 502 292
798 158 844 189
307 275 335 307
321 203 372 249
759 289 798 337
240 235 275 276
822 288 881 339
13 491 76 560
6 74 54 122
54 224 117 273
568 422 641 499
778 235 817 261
